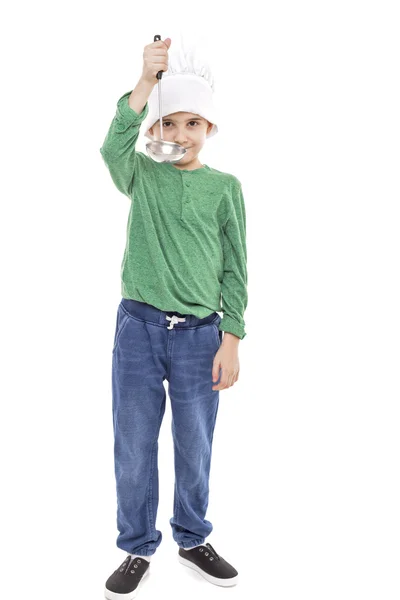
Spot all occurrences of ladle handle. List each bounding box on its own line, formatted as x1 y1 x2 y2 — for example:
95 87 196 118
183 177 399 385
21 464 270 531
154 35 163 80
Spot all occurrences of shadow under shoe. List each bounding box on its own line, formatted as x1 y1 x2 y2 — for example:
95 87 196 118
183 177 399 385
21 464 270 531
104 555 150 600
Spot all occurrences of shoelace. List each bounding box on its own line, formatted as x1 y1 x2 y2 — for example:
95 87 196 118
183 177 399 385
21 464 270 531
205 542 220 561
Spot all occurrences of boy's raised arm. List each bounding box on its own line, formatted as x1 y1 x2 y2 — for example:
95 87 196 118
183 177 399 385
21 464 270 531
100 37 171 197
99 78 155 197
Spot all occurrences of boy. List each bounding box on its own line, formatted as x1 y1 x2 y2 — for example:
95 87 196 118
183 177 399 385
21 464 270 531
100 37 247 599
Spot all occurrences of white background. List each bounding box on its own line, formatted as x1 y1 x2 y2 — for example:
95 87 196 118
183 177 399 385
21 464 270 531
1 1 399 599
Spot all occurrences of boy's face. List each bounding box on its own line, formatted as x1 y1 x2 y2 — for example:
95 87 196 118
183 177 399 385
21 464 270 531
149 112 213 166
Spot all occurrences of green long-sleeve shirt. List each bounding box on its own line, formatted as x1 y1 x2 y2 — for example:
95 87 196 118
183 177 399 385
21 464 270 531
100 90 248 339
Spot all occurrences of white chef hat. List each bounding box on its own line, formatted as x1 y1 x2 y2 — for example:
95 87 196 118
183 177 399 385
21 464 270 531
143 41 219 141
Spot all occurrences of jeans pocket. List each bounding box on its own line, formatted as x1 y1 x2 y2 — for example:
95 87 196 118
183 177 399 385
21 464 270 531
112 306 129 353
212 319 223 348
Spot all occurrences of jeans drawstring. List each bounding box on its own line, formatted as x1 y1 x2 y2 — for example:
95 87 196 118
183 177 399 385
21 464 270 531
166 315 186 330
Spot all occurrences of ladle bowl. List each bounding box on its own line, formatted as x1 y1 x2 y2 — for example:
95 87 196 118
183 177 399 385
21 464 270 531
146 140 186 163
145 34 187 164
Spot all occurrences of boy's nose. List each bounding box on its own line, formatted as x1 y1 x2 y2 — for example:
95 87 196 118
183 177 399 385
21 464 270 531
173 129 188 142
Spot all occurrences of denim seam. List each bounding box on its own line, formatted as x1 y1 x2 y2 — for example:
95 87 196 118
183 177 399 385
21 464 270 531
147 441 156 534
172 425 176 520
120 303 220 330
147 398 165 536
174 480 179 528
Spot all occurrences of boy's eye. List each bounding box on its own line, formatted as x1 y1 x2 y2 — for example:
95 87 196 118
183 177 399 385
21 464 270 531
162 121 199 127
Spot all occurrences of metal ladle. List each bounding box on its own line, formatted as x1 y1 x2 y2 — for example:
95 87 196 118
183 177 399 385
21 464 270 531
145 34 187 163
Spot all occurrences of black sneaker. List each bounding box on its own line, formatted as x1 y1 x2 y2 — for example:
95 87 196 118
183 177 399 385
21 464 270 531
178 542 239 587
104 555 150 599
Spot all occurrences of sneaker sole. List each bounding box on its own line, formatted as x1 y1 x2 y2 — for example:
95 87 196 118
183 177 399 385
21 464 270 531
178 554 239 587
104 566 150 600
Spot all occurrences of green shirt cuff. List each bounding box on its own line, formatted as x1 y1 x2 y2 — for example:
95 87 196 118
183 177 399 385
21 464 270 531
117 91 149 124
219 316 246 340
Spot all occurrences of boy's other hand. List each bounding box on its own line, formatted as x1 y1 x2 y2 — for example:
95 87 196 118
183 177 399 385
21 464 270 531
212 335 240 390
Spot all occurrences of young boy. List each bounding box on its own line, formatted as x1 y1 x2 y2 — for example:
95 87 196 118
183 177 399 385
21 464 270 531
100 37 247 599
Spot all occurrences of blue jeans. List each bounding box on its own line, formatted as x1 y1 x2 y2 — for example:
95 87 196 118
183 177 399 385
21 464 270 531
111 297 223 556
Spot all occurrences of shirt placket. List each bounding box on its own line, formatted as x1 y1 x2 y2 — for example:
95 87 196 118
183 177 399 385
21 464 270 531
180 173 192 221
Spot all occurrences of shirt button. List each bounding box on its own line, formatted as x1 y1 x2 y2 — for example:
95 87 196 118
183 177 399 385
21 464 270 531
185 182 190 187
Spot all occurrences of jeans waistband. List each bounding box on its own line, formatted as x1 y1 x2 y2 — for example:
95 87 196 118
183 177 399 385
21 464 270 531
120 298 220 330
